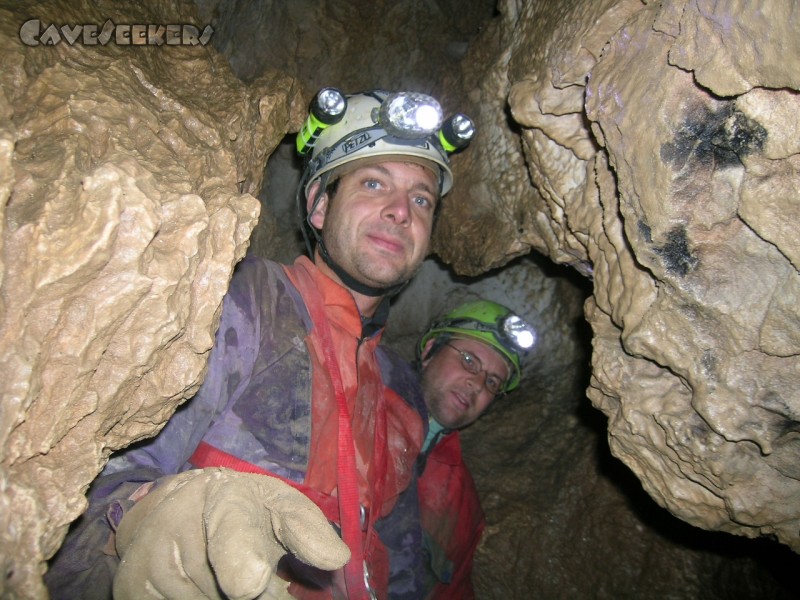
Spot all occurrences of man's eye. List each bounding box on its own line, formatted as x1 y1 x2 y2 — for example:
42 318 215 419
486 377 501 394
413 196 431 209
461 352 476 368
364 179 381 190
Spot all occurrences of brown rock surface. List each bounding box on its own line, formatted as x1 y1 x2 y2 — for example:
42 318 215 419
0 1 303 597
488 0 800 552
1 0 799 598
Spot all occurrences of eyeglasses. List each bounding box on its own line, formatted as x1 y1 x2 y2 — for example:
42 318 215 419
445 343 505 396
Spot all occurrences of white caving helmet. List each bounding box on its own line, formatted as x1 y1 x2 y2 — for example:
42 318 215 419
297 88 475 198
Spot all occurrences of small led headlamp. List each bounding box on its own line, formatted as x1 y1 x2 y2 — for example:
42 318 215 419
501 314 535 350
439 113 475 153
442 314 536 353
296 87 348 155
376 92 444 139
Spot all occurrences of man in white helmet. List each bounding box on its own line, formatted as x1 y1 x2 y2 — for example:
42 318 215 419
46 89 474 600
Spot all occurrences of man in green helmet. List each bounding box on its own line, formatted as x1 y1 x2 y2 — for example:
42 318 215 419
415 300 534 599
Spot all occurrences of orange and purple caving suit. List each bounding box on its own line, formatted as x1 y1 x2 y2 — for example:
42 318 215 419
46 255 432 599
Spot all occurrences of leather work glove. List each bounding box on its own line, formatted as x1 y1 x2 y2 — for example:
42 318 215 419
113 468 350 600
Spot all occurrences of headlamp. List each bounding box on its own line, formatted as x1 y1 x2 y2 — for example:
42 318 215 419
376 92 443 139
501 315 535 350
296 87 347 155
298 88 469 198
440 314 536 353
438 113 475 153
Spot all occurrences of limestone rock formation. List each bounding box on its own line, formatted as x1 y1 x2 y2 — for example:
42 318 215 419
0 1 304 597
1 0 799 597
446 0 800 552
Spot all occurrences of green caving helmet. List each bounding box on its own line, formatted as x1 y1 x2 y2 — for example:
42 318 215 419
419 300 535 392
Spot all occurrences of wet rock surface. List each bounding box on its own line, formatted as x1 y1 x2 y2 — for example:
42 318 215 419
501 0 800 551
0 1 303 596
0 0 798 598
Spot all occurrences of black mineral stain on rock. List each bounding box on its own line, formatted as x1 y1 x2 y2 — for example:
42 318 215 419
660 103 767 171
638 219 653 243
655 225 698 276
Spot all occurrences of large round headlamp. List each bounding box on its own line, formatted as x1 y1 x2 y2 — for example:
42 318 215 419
501 314 535 350
377 92 443 139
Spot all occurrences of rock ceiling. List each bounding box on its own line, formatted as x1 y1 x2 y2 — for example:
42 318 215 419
0 0 798 597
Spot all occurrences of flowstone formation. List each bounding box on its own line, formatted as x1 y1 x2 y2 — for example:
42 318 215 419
441 0 800 553
0 0 304 596
2 0 798 597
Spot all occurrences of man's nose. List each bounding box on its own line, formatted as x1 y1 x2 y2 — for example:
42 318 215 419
465 369 488 393
381 191 411 225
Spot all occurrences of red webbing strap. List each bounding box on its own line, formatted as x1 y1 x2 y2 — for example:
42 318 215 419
188 441 339 522
363 374 388 593
290 268 370 600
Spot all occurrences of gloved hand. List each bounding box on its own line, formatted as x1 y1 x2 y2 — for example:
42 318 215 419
113 468 350 600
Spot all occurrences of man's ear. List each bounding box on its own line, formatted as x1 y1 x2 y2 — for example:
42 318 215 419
420 338 436 367
306 181 328 230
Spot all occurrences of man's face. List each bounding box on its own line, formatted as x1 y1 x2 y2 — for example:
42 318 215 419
308 161 439 290
421 336 511 430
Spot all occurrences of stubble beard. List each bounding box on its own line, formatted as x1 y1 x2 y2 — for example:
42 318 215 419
422 372 470 431
323 227 424 290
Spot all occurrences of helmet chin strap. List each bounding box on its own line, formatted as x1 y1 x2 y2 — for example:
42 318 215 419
302 173 409 299
316 238 407 298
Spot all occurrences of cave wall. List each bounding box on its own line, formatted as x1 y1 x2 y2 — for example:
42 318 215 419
440 0 800 552
0 0 798 598
0 1 305 596
438 0 800 584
